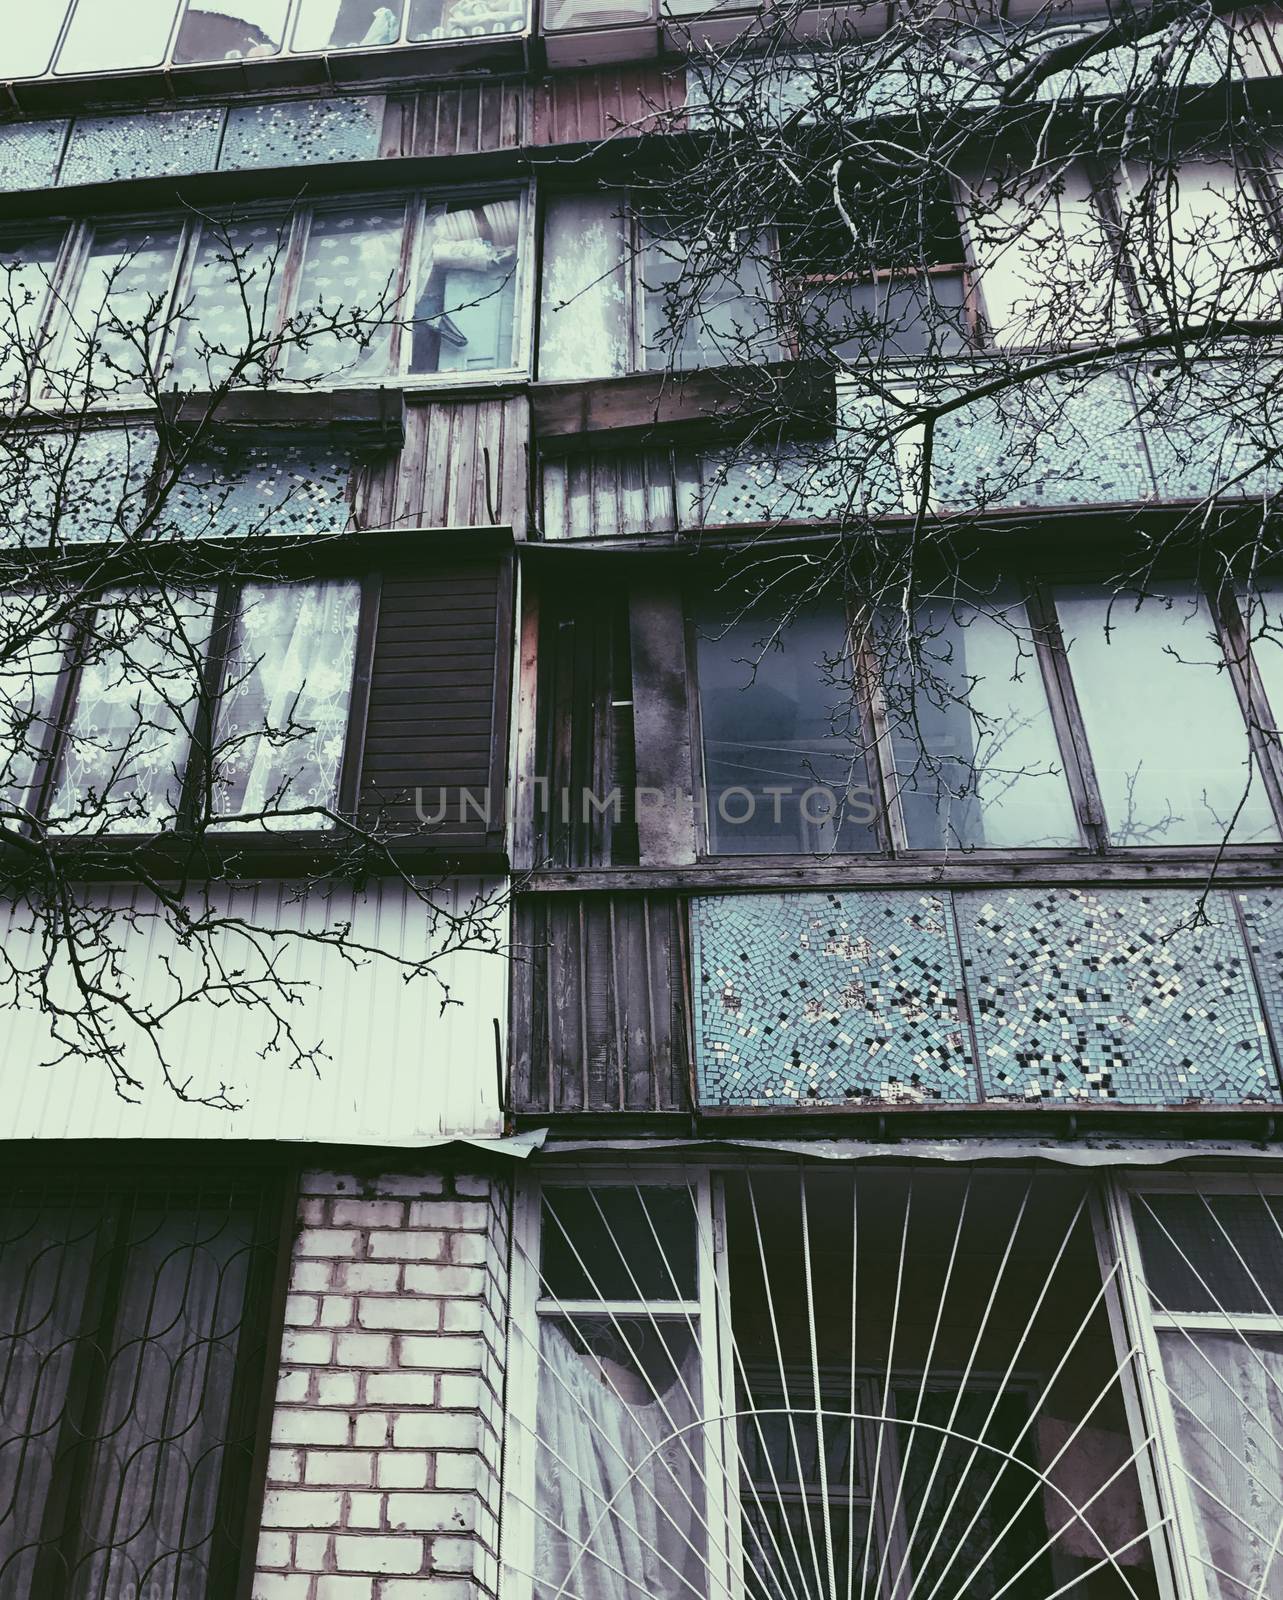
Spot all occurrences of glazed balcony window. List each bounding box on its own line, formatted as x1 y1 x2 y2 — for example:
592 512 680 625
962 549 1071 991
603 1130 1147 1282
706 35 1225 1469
8 0 526 79
0 191 529 403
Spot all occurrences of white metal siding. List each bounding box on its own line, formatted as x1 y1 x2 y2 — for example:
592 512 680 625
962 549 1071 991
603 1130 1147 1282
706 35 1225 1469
0 877 507 1144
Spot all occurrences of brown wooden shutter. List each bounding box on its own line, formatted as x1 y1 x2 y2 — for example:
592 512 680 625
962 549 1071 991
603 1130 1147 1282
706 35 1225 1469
358 561 505 848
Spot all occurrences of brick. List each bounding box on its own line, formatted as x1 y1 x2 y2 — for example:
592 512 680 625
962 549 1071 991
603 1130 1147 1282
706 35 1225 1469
290 1260 333 1291
396 1336 483 1370
377 1451 430 1488
334 1535 424 1574
386 1493 476 1533
335 1332 394 1367
347 1491 385 1529
273 1409 350 1447
408 1201 488 1231
365 1372 435 1406
452 1175 492 1197
316 1580 376 1600
300 1171 362 1194
432 1453 483 1491
449 1233 488 1266
440 1300 484 1333
304 1451 374 1486
285 1294 320 1327
332 1199 407 1228
267 1447 302 1484
254 1530 293 1569
378 1582 473 1600
367 1231 446 1261
357 1297 443 1332
261 1489 343 1528
252 1575 312 1599
337 1262 401 1292
274 1369 311 1404
320 1294 356 1327
294 1533 332 1570
399 1265 485 1298
392 1412 482 1450
370 1172 446 1197
436 1374 484 1409
281 1331 334 1365
428 1536 481 1573
354 1412 391 1448
314 1372 360 1406
298 1197 329 1226
296 1229 362 1257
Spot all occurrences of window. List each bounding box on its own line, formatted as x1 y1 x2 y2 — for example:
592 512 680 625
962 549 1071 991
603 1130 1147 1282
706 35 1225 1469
1118 1179 1283 1600
0 233 63 397
507 1167 1163 1600
692 575 1283 855
4 194 528 398
0 1168 285 1597
15 577 364 835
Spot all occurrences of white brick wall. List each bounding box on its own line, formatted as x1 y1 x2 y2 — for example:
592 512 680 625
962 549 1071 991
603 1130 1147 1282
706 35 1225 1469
252 1168 510 1600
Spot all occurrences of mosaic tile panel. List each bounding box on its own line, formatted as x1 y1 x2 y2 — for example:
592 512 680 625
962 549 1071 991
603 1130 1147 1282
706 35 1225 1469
956 888 1278 1104
691 891 977 1107
0 120 68 192
220 97 383 171
60 110 224 186
1135 361 1283 502
3 427 158 546
165 443 353 540
1236 890 1283 1067
929 372 1155 511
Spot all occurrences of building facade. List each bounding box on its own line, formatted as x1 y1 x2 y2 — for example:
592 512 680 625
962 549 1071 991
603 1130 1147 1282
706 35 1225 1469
3 3 1283 1599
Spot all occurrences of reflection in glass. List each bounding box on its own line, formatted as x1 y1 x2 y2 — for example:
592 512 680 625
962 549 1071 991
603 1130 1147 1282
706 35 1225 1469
0 595 63 823
1055 585 1278 844
173 0 287 61
48 590 216 834
541 1188 697 1301
64 225 182 393
882 593 1080 849
8 3 73 76
56 0 177 74
697 603 879 855
543 0 649 27
286 204 404 382
409 199 520 373
641 221 779 370
292 0 404 50
804 272 968 362
408 0 526 36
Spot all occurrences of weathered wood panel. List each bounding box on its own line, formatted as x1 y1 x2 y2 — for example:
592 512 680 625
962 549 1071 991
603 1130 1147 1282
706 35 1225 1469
360 397 529 535
511 892 691 1112
396 81 525 155
530 65 686 145
360 563 503 842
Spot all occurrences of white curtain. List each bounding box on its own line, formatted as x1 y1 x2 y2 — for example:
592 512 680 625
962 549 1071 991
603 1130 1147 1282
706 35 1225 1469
533 1319 708 1600
212 579 360 830
538 194 629 383
1161 1331 1283 1598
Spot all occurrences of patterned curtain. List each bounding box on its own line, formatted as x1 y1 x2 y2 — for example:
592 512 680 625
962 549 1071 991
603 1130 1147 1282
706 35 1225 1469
168 214 291 389
285 205 405 383
211 579 360 829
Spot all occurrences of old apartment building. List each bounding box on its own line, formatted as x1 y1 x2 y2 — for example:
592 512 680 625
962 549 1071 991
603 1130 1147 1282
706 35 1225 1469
3 2 1283 1598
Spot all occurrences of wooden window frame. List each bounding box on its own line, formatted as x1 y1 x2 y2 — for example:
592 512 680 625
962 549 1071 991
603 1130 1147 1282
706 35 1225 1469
685 567 1283 863
7 182 533 410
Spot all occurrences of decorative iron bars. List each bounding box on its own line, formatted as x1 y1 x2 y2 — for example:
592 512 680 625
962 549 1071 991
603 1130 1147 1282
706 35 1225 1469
0 1168 287 1599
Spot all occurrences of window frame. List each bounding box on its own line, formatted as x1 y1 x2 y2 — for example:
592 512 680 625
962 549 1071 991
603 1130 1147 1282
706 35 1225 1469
12 569 379 842
6 183 534 407
686 566 1283 861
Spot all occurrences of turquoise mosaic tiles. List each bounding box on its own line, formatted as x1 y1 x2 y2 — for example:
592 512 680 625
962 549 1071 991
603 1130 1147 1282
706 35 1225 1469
691 887 1283 1108
691 890 976 1106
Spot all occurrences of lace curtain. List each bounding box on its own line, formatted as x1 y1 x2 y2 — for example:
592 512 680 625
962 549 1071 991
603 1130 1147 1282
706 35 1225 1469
48 589 216 834
285 204 405 383
533 1318 708 1600
212 578 360 829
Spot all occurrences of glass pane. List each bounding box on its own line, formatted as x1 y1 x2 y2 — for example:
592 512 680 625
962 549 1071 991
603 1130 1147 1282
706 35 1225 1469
880 593 1080 849
641 223 778 370
409 0 527 36
409 199 520 374
697 603 879 855
169 213 291 389
173 0 287 61
544 0 651 27
1158 1331 1283 1599
285 204 404 383
56 0 178 73
541 1187 697 1301
1134 1192 1283 1314
210 580 360 831
64 224 182 395
0 233 62 399
0 595 65 823
539 192 629 383
6 3 72 76
534 1317 707 1600
1055 585 1278 844
48 589 216 834
292 0 404 50
1244 582 1283 740
804 273 967 362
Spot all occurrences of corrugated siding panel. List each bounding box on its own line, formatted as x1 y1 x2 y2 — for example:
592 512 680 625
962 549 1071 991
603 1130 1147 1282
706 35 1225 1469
530 65 686 145
362 398 528 535
404 81 525 155
0 878 506 1142
361 564 502 840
